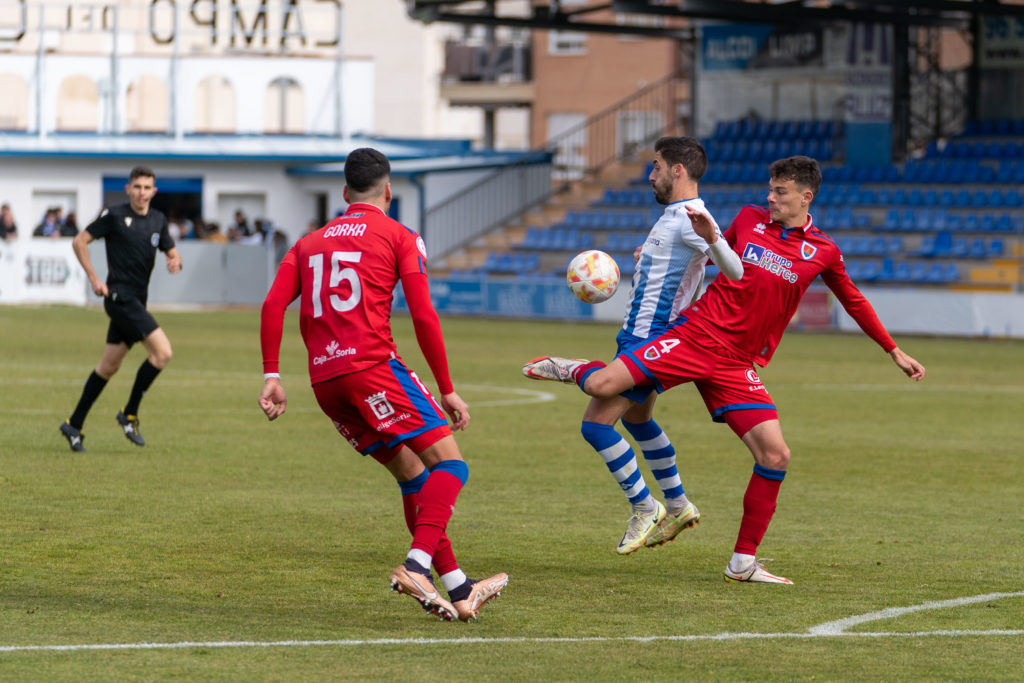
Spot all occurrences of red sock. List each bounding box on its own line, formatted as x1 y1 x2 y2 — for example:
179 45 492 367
734 469 784 555
402 491 458 576
411 469 464 557
573 360 606 386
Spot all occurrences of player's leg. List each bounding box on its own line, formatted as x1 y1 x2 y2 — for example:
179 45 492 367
60 338 128 452
103 297 164 446
621 394 701 548
694 359 792 583
581 394 665 554
722 418 792 584
382 445 499 621
115 326 171 446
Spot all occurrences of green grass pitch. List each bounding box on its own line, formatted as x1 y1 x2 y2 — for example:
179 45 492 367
1 305 1022 680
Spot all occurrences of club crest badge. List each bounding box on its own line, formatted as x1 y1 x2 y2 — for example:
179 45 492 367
365 391 395 419
124 217 132 227
800 241 817 260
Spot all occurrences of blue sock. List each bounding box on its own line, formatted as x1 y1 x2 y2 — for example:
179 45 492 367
581 421 650 506
622 418 685 501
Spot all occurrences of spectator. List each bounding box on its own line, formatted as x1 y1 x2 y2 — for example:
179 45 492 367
0 203 18 241
60 211 79 237
229 209 251 240
33 208 61 238
201 221 228 243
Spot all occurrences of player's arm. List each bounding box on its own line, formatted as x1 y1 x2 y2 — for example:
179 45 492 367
823 261 925 381
71 229 107 297
400 269 470 430
684 206 743 280
165 246 183 274
258 249 301 420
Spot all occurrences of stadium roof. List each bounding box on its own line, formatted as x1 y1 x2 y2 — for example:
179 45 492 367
408 0 1024 36
0 132 477 164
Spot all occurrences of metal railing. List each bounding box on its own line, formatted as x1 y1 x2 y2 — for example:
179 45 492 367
424 71 688 259
545 71 687 184
423 152 553 260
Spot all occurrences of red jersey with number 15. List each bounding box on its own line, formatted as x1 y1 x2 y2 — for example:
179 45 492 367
270 203 427 384
683 205 895 366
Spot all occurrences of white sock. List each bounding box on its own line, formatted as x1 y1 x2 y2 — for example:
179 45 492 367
730 552 755 572
666 494 690 514
631 495 657 515
440 569 468 593
406 548 432 571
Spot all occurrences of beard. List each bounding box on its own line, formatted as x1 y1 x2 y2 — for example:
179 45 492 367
652 179 672 205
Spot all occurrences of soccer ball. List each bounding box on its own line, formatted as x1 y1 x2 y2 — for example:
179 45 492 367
567 250 620 304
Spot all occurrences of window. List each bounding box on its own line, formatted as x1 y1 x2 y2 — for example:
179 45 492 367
195 76 236 133
548 30 587 55
56 76 99 131
265 77 304 134
125 75 169 133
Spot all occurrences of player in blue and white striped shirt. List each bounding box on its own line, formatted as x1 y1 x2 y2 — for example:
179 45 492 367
580 136 743 554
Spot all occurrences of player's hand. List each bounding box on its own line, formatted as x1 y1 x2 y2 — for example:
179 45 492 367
440 391 470 431
259 378 287 420
633 245 642 263
167 255 183 273
890 347 925 381
91 278 108 297
685 205 717 244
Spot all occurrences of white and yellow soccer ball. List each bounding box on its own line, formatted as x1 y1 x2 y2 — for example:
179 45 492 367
566 249 620 304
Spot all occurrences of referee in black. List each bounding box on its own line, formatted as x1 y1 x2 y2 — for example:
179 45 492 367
60 166 183 451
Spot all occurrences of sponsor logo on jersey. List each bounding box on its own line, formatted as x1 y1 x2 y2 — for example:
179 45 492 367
323 222 367 238
800 241 817 260
150 233 159 247
313 339 357 366
741 242 799 283
745 368 766 392
366 391 395 419
754 222 767 234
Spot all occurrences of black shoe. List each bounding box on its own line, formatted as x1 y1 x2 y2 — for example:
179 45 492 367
116 410 145 446
59 420 86 452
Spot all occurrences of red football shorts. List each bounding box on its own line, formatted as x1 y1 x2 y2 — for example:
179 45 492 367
619 320 779 437
311 358 451 463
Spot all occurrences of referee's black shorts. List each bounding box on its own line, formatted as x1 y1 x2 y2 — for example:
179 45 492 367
103 290 159 347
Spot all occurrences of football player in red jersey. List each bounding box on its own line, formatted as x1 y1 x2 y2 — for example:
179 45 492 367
259 148 506 621
525 156 925 585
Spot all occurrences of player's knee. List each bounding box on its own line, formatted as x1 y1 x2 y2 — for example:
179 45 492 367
151 346 172 368
583 371 619 399
97 360 120 377
762 445 790 470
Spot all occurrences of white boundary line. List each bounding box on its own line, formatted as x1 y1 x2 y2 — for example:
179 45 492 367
809 590 1024 635
2 592 1021 655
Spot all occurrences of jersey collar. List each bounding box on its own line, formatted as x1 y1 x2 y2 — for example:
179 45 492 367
770 213 813 241
345 202 385 216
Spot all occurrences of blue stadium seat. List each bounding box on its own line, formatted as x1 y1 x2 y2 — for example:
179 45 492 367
988 238 1005 257
967 238 988 259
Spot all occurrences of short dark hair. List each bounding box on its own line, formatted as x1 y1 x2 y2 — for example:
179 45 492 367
769 156 821 196
344 148 391 194
654 136 707 182
129 166 155 182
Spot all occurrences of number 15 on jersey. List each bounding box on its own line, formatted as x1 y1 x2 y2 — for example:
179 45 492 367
308 251 362 317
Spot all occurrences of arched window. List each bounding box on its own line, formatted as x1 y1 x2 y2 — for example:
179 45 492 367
57 75 99 131
126 75 169 133
195 75 236 133
265 77 304 134
0 74 29 130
